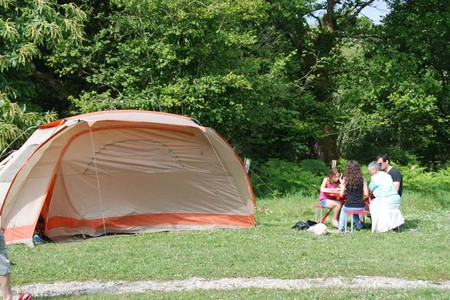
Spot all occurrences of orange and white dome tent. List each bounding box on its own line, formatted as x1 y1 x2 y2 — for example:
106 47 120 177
0 110 256 245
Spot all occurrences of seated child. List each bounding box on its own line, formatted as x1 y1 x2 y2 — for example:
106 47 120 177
319 167 343 228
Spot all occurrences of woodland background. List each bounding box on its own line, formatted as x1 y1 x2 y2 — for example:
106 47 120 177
1 0 449 194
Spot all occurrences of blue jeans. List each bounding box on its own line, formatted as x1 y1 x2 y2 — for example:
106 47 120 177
339 205 365 231
0 230 11 275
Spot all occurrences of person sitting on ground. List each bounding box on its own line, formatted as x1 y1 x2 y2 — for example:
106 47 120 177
367 161 405 233
376 154 403 197
0 230 32 300
338 160 369 232
319 167 343 228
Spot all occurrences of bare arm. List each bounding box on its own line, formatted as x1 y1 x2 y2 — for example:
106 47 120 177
339 178 346 197
393 181 400 192
320 177 327 191
363 179 369 198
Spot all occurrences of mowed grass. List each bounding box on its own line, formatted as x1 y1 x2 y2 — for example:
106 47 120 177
9 191 450 299
34 288 450 300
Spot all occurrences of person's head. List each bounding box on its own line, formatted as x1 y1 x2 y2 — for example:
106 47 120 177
368 161 381 175
327 167 341 183
344 160 363 189
376 154 390 171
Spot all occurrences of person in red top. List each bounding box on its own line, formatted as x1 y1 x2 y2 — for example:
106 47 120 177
319 167 343 228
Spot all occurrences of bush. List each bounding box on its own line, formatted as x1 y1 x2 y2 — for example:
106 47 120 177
250 159 325 198
249 158 449 209
400 165 450 208
299 159 330 176
401 165 450 192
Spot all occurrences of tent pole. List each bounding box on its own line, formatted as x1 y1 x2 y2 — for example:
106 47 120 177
88 126 107 237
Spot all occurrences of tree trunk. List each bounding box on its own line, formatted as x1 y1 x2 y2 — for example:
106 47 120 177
326 0 338 32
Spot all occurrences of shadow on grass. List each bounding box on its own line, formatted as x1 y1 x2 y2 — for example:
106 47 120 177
357 217 420 232
402 218 420 230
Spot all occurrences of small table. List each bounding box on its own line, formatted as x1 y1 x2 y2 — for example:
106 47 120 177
323 190 345 201
324 190 373 204
317 191 373 223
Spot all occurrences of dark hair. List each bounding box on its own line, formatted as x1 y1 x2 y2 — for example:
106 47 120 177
344 160 363 190
327 167 340 181
376 153 389 162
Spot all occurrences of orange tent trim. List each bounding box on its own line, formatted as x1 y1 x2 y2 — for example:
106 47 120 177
45 213 255 231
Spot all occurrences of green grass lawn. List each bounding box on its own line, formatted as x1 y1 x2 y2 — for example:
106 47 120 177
9 191 450 299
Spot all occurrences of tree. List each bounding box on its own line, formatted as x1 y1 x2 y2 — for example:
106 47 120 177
3 0 446 167
0 0 86 153
0 94 56 157
48 0 325 161
293 1 381 162
0 0 86 110
330 0 449 166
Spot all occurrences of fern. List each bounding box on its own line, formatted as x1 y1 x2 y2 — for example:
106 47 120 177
250 159 324 198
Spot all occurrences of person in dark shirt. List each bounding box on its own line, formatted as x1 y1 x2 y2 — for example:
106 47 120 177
376 154 403 197
338 160 369 232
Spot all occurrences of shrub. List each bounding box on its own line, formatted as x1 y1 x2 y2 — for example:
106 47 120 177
250 159 324 198
400 165 450 208
249 158 449 208
299 159 329 176
401 165 450 193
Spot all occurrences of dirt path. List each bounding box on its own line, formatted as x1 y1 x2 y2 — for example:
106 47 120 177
15 276 450 297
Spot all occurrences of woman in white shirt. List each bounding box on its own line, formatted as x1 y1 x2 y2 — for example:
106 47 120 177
367 161 404 232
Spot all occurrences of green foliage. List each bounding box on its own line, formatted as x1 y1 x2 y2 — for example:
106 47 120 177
0 95 57 155
47 0 324 161
0 0 87 118
332 42 447 165
0 0 86 72
385 0 450 82
400 165 450 208
1 0 449 169
299 159 330 176
250 157 450 208
329 0 450 166
251 159 325 197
